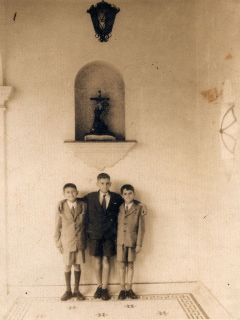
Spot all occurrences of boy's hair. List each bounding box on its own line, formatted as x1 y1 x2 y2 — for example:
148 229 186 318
120 184 135 194
63 183 77 191
97 173 110 180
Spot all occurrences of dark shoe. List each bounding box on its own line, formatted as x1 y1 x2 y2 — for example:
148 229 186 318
94 286 102 299
61 291 72 301
72 291 85 300
118 290 126 300
101 288 111 300
126 289 138 299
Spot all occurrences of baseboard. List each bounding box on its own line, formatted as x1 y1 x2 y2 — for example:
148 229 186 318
7 281 201 297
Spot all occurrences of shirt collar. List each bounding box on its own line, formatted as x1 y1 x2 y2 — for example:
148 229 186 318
99 191 109 197
67 200 76 209
125 202 133 209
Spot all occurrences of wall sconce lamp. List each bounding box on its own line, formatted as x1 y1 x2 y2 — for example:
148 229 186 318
87 0 120 42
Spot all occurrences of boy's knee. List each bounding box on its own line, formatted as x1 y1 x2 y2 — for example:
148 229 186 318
119 262 126 270
102 256 110 268
65 265 72 272
74 264 80 271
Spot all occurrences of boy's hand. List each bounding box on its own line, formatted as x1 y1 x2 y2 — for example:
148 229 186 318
139 203 147 216
58 200 66 211
58 246 63 254
76 241 81 252
135 246 141 253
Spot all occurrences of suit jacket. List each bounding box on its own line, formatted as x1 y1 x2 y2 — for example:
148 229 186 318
117 202 145 248
54 199 87 252
84 191 123 240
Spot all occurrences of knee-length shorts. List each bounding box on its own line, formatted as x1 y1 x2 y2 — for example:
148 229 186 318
117 245 136 262
63 250 85 265
89 237 116 257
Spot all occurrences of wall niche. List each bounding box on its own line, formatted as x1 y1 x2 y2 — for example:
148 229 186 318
65 60 136 170
75 60 125 141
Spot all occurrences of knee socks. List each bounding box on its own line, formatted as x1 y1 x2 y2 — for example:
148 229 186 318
74 270 81 292
64 271 71 292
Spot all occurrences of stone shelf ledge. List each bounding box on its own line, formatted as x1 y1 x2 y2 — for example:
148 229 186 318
64 140 137 170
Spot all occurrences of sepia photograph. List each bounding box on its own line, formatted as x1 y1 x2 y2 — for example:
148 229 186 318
0 0 240 319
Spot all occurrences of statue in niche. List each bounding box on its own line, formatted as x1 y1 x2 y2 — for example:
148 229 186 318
85 90 116 141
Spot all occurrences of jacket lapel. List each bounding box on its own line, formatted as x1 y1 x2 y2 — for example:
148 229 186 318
74 201 82 220
125 202 137 217
108 191 118 209
107 191 113 208
63 202 74 220
95 191 102 210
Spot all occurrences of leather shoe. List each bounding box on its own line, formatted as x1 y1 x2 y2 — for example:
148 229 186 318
126 289 138 299
61 291 72 301
72 291 85 300
94 286 102 299
118 290 126 300
101 288 111 300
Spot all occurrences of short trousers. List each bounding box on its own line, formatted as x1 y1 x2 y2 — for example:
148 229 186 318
89 237 116 257
117 245 136 262
63 250 85 265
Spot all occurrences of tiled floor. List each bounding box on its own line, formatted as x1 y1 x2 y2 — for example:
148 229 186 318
1 282 234 320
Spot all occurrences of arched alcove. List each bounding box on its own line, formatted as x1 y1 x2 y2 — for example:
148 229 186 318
75 61 125 141
64 61 136 170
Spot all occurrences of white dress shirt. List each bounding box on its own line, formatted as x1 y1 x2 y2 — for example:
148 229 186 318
125 202 133 211
99 191 110 209
67 200 77 210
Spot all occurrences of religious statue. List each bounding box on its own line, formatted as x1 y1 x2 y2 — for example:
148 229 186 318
85 90 116 141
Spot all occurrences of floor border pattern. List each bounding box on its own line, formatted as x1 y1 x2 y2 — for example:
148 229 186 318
4 293 209 319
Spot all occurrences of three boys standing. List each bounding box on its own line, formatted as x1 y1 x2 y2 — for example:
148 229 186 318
54 173 146 301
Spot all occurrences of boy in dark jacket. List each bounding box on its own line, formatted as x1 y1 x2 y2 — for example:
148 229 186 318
84 173 123 301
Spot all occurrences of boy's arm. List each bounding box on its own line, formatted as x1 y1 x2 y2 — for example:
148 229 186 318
81 196 90 237
76 201 88 252
136 207 146 252
57 199 66 212
133 200 147 216
54 204 63 253
138 202 147 216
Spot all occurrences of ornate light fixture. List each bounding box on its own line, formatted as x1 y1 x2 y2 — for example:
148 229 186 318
87 0 120 42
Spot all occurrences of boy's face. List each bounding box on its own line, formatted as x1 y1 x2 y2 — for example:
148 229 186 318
97 178 111 194
63 187 78 203
121 188 135 204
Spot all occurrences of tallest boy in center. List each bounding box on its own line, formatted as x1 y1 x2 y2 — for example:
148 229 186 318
84 173 123 300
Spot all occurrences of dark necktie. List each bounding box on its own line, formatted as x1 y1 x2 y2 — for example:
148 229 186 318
71 206 75 218
102 194 106 211
125 205 129 215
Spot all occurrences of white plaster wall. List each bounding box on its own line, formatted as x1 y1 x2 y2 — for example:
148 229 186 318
2 0 240 318
195 1 240 318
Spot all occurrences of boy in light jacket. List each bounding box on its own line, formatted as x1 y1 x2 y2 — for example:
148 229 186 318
117 184 146 300
54 183 87 301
